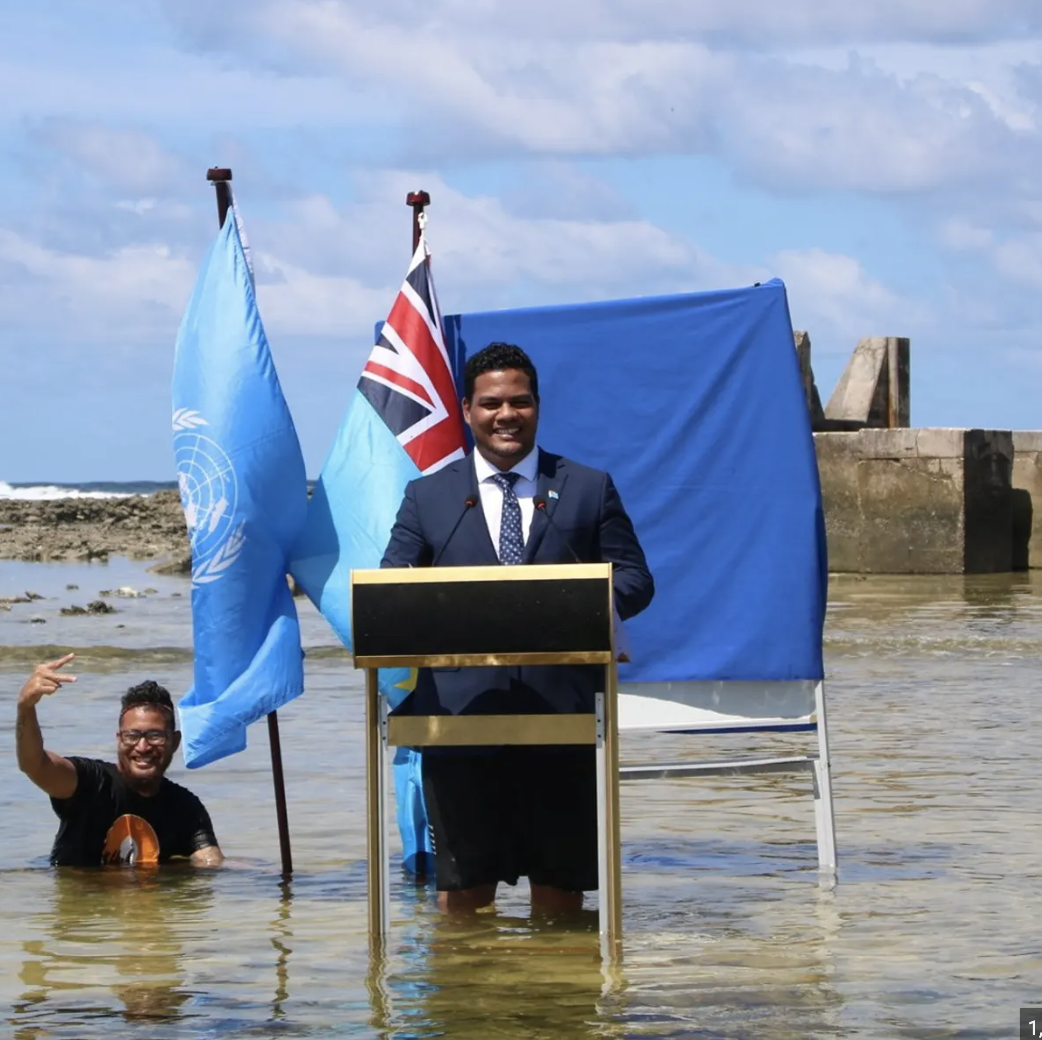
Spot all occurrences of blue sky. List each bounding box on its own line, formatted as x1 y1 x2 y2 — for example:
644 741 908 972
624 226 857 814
2 0 1041 481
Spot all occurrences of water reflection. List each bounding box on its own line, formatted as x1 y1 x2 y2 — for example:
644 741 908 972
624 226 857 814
373 906 615 1040
367 883 846 1040
270 878 294 1023
10 869 213 1037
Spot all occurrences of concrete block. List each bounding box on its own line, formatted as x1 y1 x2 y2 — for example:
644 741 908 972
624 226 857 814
1011 431 1042 569
813 436 864 571
813 431 867 462
883 337 911 428
825 339 886 423
824 336 910 428
859 428 919 458
814 428 1014 573
955 430 1010 573
793 330 826 428
857 457 964 573
915 427 967 459
961 430 1012 573
1013 430 1042 453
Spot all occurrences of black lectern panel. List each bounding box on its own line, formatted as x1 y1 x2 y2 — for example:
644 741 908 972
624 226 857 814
353 570 611 659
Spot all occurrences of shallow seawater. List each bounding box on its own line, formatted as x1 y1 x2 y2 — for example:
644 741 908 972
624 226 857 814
1 559 1040 1038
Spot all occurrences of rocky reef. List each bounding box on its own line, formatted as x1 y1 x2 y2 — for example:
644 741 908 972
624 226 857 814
0 491 191 574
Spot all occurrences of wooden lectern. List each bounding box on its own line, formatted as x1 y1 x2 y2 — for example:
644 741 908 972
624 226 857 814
351 563 622 960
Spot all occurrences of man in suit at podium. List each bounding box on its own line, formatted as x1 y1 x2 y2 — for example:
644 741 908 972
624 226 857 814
382 342 654 913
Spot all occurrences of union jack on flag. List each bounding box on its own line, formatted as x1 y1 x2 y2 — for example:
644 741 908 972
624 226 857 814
358 244 467 474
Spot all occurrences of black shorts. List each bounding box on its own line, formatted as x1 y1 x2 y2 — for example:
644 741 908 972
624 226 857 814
422 745 598 893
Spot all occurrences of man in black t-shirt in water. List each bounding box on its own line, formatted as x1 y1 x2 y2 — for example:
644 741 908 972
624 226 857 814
16 653 223 868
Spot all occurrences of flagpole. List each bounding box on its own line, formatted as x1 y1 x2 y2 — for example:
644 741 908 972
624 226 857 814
206 165 294 880
406 190 430 253
404 187 433 885
207 166 233 228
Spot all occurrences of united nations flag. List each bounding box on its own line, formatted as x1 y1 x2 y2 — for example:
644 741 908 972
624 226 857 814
171 213 308 768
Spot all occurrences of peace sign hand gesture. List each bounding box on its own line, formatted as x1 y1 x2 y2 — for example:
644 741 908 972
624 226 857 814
19 654 77 709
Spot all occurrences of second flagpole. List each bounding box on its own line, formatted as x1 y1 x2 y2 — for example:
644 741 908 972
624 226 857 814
407 190 430 253
205 165 294 881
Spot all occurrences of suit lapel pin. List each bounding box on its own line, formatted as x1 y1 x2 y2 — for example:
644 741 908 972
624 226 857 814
548 489 559 500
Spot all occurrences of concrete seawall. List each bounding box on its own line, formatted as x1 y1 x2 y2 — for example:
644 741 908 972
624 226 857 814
1012 432 1042 571
798 330 1040 574
814 428 1027 574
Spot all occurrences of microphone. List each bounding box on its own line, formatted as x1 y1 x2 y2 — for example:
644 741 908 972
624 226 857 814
431 496 477 567
533 496 582 564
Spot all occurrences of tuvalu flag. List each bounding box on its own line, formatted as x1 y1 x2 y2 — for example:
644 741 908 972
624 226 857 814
172 210 308 768
290 236 467 873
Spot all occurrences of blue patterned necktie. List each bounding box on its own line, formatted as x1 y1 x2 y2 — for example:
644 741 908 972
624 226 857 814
491 472 524 565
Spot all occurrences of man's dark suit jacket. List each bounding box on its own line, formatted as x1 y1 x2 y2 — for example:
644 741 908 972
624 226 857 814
380 449 654 717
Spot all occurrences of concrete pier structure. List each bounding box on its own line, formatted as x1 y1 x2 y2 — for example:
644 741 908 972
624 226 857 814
814 429 1014 574
824 336 910 429
796 329 1034 574
1012 432 1042 570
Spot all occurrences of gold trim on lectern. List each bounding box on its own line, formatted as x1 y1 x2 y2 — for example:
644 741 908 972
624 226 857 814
351 563 612 585
387 713 597 747
354 650 613 669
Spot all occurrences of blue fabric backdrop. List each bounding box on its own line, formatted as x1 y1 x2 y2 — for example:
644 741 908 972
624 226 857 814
441 278 826 683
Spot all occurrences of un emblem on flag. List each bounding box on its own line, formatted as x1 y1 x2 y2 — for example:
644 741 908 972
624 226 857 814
172 409 245 586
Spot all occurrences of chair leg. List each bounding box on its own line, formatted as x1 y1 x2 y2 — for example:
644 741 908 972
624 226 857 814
812 682 837 876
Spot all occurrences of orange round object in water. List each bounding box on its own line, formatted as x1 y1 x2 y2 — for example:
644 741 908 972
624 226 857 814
101 814 160 866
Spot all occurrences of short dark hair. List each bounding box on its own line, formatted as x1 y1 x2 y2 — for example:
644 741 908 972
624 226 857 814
463 343 539 402
120 680 176 727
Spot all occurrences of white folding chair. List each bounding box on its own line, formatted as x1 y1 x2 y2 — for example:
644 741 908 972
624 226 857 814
618 679 837 874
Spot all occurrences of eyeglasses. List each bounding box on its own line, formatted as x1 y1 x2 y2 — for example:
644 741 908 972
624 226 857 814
118 729 172 747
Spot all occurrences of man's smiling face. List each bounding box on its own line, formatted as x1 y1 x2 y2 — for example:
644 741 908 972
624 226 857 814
463 368 539 471
115 705 179 792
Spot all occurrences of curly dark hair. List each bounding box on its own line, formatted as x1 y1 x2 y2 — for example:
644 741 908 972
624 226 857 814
463 343 539 402
120 680 176 726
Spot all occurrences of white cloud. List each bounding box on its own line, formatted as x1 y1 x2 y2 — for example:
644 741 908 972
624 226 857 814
12 0 1042 479
252 170 767 318
31 120 194 195
936 217 995 251
5 2 1038 361
160 0 1042 49
242 3 728 156
0 166 767 352
0 48 378 130
251 251 390 338
4 2 1041 371
773 247 930 353
9 2 1038 210
142 0 1042 212
992 234 1042 289
507 162 637 221
0 228 195 343
719 57 1034 193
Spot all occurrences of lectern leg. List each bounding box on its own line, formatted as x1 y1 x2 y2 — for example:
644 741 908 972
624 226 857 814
596 669 623 962
379 694 391 907
365 668 389 942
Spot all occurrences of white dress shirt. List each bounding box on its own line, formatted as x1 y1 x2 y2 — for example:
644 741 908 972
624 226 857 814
473 448 539 560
